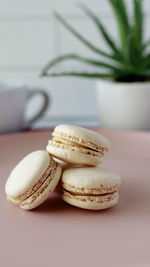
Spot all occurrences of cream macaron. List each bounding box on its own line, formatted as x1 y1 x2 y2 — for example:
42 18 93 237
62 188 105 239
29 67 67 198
5 150 62 210
46 124 110 166
61 167 121 210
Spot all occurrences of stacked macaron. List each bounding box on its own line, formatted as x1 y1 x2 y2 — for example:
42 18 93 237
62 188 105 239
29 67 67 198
47 125 121 210
5 124 121 210
5 151 62 210
46 124 110 166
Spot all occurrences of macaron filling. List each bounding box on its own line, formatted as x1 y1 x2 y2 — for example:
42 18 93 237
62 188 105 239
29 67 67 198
48 138 104 158
47 141 103 159
62 189 118 203
20 162 59 207
63 188 117 196
62 183 120 195
52 134 108 154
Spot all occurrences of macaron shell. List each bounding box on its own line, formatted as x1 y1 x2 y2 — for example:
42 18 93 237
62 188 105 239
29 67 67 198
5 150 51 200
53 157 68 167
62 167 121 194
20 164 62 210
46 142 102 166
62 190 119 210
15 161 53 204
53 124 111 151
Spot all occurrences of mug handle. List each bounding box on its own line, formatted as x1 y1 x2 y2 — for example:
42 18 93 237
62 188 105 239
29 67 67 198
26 88 49 126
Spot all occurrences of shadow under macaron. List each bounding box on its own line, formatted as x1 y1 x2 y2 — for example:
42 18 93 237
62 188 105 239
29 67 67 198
33 192 119 215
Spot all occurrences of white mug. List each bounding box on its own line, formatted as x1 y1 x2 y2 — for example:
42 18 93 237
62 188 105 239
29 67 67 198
0 80 49 134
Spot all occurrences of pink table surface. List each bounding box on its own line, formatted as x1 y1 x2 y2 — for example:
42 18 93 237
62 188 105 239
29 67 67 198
0 129 150 267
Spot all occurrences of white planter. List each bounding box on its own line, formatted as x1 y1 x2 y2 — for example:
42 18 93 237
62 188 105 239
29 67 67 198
96 80 150 130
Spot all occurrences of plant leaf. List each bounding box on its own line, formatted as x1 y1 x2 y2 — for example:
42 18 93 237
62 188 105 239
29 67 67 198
133 0 143 51
42 71 116 79
125 30 138 65
137 53 150 69
54 12 119 61
109 0 130 53
78 3 120 55
117 0 130 30
136 69 150 76
41 53 122 76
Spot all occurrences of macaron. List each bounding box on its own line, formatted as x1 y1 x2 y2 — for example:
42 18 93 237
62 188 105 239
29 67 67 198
5 150 62 210
61 167 121 210
46 124 110 166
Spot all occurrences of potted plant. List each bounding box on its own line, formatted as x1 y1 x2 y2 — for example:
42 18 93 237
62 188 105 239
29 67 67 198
41 0 150 130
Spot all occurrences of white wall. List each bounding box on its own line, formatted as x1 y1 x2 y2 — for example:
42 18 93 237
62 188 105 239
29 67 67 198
0 0 150 120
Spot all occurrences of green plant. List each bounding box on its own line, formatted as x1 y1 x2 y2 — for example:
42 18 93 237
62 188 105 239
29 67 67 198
41 0 150 82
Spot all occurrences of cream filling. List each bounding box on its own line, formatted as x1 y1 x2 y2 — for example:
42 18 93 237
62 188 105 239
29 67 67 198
20 175 52 207
53 137 87 148
63 189 118 203
62 183 120 195
63 188 117 197
16 170 51 205
20 162 59 207
48 140 103 158
52 136 104 155
52 132 108 153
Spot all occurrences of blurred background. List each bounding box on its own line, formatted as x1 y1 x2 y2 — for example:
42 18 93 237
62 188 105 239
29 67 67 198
0 0 150 131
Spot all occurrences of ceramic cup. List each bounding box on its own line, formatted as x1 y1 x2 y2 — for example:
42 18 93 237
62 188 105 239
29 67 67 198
0 80 49 134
